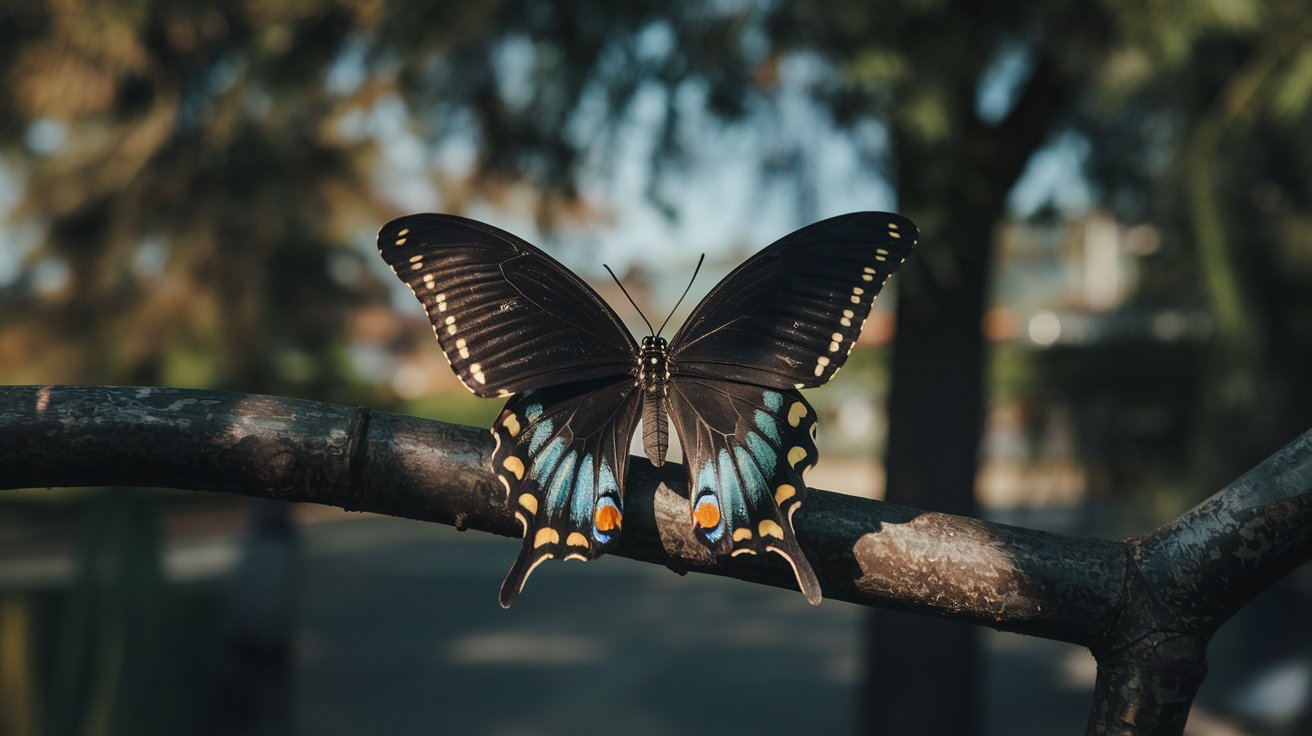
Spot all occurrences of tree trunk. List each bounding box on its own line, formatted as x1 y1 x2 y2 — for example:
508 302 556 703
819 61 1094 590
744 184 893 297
860 207 991 735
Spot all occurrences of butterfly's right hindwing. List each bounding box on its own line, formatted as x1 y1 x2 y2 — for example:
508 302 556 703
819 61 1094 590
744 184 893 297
491 379 643 607
666 377 822 604
378 214 637 397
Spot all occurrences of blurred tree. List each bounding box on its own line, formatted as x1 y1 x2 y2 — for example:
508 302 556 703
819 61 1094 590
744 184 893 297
1080 0 1312 496
1 2 390 732
0 0 381 397
3 0 1311 733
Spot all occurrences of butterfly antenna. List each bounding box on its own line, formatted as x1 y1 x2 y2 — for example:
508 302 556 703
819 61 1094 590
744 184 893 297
603 263 656 336
655 253 705 339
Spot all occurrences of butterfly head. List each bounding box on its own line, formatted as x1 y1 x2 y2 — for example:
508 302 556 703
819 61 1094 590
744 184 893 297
640 336 668 351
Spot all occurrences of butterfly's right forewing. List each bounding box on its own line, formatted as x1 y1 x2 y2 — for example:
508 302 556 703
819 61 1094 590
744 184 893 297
378 214 637 397
670 212 915 389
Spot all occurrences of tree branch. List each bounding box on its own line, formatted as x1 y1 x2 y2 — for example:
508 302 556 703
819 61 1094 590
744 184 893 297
3 385 1310 734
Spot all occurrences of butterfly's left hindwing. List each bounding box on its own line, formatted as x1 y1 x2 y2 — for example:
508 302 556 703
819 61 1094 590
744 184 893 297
492 379 643 608
666 377 822 604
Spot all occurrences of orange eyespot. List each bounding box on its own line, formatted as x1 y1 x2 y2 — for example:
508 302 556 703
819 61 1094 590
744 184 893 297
594 504 622 532
694 500 721 530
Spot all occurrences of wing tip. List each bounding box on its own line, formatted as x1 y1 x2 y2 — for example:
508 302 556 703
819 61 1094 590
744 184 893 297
768 543 823 605
798 565 824 606
498 544 554 608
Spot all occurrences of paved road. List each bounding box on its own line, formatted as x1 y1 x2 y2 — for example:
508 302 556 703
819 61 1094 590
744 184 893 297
293 516 1098 735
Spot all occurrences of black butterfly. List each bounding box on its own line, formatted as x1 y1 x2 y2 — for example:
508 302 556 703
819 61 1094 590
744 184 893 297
378 212 916 606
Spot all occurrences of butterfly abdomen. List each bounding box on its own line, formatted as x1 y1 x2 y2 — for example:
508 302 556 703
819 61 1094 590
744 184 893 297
637 336 670 466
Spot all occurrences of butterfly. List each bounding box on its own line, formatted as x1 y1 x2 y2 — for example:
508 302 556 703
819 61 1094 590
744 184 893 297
378 212 916 607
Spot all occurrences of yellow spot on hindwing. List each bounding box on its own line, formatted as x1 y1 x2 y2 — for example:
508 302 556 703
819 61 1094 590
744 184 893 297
787 446 807 467
787 402 807 427
775 483 797 505
566 532 589 548
732 527 754 542
503 456 525 480
534 528 560 548
850 294 861 304
517 493 537 515
408 255 423 263
503 413 521 437
410 262 423 270
758 520 785 539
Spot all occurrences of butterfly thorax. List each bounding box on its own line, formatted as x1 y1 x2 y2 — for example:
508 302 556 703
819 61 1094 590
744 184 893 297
636 336 670 467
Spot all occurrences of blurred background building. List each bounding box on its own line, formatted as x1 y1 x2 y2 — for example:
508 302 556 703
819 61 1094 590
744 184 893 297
1 2 1310 734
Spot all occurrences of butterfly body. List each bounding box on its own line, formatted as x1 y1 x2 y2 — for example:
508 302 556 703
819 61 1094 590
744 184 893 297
378 212 916 607
637 335 671 466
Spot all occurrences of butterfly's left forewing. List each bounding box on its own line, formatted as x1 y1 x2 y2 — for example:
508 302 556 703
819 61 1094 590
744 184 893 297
666 377 822 604
492 378 643 608
378 214 636 398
